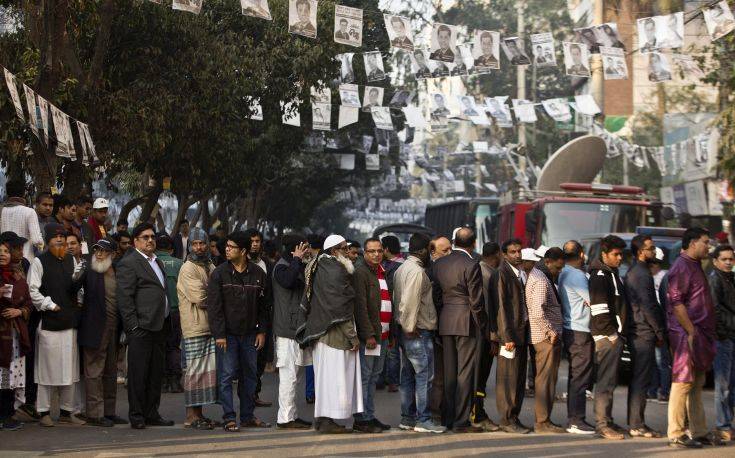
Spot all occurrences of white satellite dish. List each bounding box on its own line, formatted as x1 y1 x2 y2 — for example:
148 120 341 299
536 135 607 192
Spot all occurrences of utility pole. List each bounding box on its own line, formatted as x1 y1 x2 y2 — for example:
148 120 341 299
590 0 605 110
516 1 527 174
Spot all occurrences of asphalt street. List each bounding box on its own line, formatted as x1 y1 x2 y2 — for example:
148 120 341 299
2 360 734 457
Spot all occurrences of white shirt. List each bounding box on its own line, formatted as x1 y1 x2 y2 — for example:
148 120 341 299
453 247 473 259
136 249 169 316
1 203 43 261
181 235 189 257
28 257 57 311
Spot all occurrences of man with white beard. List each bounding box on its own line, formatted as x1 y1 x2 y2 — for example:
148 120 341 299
296 234 363 434
78 238 126 427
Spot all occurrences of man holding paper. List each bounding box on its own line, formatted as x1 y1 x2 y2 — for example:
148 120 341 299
352 238 392 433
492 238 530 434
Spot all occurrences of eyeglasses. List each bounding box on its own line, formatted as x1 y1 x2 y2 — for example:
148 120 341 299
365 249 384 255
137 235 154 241
225 243 242 251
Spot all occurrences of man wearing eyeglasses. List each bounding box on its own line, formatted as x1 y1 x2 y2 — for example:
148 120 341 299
116 223 174 429
624 234 665 439
207 231 270 432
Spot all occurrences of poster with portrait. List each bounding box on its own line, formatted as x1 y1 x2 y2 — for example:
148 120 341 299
563 42 591 77
704 1 735 41
429 23 458 63
22 84 40 138
371 106 393 131
172 0 202 14
530 32 556 67
338 83 361 107
362 86 384 111
384 14 414 51
449 45 470 76
472 30 500 72
334 5 362 47
363 51 386 82
410 47 434 79
600 46 628 80
288 0 317 39
501 37 531 65
541 98 572 122
485 96 513 127
36 94 50 143
647 52 672 83
312 103 331 131
595 22 625 49
337 53 355 83
3 68 24 121
389 90 412 107
637 12 684 53
50 105 72 157
240 0 272 20
671 54 705 79
573 27 600 53
457 95 480 117
430 92 449 132
245 96 263 120
365 153 380 171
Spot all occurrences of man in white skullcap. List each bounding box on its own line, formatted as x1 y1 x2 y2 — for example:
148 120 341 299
296 234 363 434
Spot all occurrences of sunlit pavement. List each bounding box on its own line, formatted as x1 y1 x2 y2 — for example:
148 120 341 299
2 361 733 457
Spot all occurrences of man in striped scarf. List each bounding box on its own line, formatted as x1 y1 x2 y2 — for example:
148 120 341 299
352 237 393 433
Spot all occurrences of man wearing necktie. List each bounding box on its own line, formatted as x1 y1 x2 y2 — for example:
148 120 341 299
117 222 174 429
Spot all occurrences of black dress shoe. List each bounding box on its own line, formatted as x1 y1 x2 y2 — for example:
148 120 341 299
277 420 311 430
130 421 146 429
105 415 129 425
694 433 726 446
370 418 391 431
145 417 175 426
669 435 702 448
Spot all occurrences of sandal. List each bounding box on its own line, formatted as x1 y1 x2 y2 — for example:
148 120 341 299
202 417 223 428
190 418 213 430
241 417 271 428
223 420 240 432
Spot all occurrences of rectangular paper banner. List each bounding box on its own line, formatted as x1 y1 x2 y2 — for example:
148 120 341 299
334 5 362 47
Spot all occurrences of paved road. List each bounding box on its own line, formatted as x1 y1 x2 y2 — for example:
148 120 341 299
3 361 734 457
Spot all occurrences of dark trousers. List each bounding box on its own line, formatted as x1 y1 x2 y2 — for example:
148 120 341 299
255 328 273 396
563 329 594 425
24 310 41 406
305 365 315 399
0 389 14 420
496 342 528 426
471 335 494 422
430 337 445 422
527 344 537 390
593 337 623 428
165 310 182 378
218 333 258 422
533 340 561 425
127 321 168 424
627 335 656 428
442 335 477 428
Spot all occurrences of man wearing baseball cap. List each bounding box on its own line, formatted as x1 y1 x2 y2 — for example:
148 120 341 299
78 238 127 427
88 198 109 243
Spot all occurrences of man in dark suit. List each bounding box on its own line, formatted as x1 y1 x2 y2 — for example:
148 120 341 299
433 227 487 433
492 238 531 433
172 219 189 259
117 222 174 429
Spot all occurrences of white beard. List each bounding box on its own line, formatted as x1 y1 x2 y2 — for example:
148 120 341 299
91 256 113 274
336 253 355 274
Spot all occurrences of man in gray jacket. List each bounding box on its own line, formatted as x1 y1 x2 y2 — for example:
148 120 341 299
394 233 445 433
272 234 311 430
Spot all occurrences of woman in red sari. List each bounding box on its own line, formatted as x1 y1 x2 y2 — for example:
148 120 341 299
0 239 33 430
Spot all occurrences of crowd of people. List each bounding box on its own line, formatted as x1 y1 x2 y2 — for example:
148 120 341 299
0 179 733 450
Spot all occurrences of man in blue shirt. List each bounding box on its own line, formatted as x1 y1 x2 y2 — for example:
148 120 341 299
558 240 595 435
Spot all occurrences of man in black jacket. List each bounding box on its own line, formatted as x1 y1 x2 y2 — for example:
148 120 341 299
208 231 269 431
79 238 127 427
624 234 665 438
710 244 735 441
116 222 174 429
588 235 627 440
492 238 530 434
433 228 487 433
272 234 311 430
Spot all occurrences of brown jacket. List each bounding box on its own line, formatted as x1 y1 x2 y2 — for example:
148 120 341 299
433 249 487 337
353 261 382 342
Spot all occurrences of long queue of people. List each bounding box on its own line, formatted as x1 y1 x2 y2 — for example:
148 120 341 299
0 180 733 450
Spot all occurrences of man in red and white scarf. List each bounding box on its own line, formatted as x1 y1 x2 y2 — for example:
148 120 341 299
352 237 393 433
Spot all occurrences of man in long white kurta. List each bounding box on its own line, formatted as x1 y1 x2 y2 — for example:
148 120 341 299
27 223 85 426
296 235 362 433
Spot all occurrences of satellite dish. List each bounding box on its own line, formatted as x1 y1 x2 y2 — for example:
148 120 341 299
536 135 607 192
